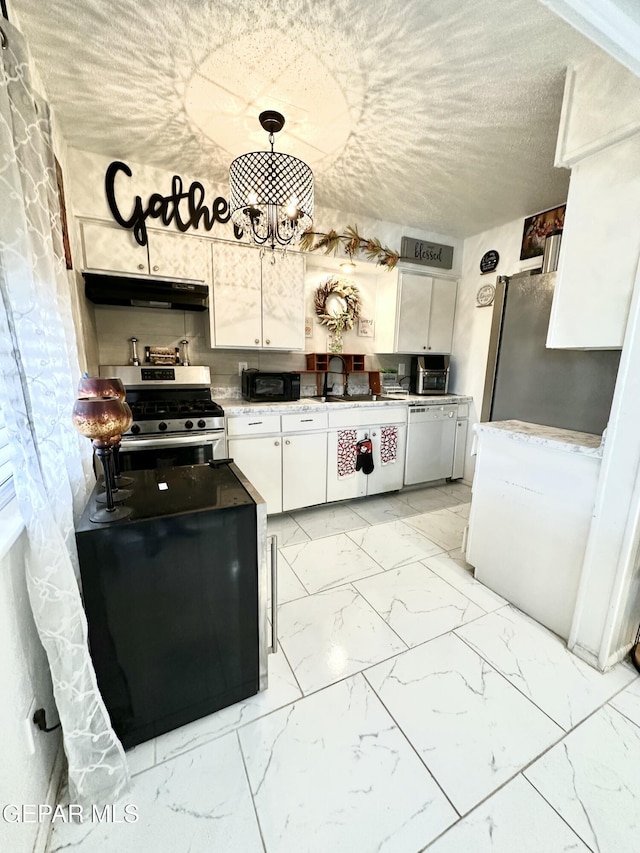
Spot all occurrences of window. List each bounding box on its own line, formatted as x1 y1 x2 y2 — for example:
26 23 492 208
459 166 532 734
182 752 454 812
0 407 15 510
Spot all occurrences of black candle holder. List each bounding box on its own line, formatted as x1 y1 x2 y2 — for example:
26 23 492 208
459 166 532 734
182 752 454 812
91 443 132 523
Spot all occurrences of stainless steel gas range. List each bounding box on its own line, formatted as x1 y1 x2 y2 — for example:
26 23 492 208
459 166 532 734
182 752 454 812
99 365 227 470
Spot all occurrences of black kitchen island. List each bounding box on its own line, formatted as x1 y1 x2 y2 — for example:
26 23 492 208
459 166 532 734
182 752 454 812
75 462 268 749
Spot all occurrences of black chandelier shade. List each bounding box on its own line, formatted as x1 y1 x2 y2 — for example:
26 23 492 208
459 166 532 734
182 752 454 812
229 113 314 250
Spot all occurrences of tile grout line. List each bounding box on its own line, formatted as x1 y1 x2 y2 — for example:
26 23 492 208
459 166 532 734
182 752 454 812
273 639 306 698
346 584 411 652
416 553 507 615
235 730 268 853
360 669 461 822
452 627 576 733
519 774 598 853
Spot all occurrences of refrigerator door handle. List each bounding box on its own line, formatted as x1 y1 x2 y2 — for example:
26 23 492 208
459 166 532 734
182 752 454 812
268 534 278 654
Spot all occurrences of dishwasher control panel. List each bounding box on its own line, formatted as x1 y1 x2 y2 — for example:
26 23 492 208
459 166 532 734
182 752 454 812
408 404 457 420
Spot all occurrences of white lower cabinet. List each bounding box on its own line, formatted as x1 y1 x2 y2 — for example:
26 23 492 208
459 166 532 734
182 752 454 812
228 435 283 514
227 412 328 515
327 408 407 502
282 432 327 512
228 401 466 514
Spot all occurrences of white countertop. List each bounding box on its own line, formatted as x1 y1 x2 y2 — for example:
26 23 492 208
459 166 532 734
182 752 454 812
474 419 604 457
221 394 472 416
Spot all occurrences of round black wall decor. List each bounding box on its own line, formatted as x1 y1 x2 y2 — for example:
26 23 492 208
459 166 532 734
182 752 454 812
480 250 500 274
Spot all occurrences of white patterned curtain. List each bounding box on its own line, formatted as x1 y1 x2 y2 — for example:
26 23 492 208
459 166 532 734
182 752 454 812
0 19 129 804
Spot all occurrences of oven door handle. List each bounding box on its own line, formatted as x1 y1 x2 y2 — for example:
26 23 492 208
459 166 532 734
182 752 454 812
120 433 224 451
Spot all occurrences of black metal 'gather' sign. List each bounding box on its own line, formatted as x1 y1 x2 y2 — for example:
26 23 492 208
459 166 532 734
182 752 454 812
105 160 242 246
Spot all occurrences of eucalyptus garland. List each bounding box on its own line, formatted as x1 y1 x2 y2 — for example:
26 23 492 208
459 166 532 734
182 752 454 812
314 276 361 331
299 225 399 270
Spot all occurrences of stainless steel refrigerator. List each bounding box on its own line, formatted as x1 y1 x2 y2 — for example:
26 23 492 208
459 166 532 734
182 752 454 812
481 272 620 435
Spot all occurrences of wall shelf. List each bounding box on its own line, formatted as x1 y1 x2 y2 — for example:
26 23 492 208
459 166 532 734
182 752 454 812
304 354 380 394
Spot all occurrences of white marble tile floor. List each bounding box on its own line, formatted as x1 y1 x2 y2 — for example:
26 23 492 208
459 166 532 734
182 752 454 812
47 484 640 853
456 605 637 730
354 562 484 646
366 633 563 813
276 586 407 693
347 518 445 569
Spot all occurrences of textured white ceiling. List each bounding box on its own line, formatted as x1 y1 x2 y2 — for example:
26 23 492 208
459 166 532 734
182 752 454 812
9 0 599 237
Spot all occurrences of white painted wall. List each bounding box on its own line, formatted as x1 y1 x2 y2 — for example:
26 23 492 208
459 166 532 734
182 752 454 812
449 216 546 481
0 528 60 853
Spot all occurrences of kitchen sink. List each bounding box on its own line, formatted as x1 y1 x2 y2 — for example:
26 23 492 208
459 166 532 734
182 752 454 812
324 394 401 402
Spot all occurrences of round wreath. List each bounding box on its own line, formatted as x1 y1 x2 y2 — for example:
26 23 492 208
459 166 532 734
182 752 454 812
314 276 361 332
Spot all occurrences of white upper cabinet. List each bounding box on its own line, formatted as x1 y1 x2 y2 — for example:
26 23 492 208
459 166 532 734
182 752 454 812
211 242 263 347
81 220 212 283
261 252 305 350
211 243 305 349
81 220 148 274
547 136 640 349
395 271 457 353
548 55 640 349
147 231 212 282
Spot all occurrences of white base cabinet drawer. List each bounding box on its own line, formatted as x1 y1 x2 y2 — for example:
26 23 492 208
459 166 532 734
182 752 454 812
281 412 328 433
227 414 281 437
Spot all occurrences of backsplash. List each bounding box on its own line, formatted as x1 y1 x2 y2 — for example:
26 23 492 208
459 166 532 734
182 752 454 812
93 305 403 398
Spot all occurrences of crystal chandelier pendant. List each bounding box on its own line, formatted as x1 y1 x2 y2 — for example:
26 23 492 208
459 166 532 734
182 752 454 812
229 111 314 251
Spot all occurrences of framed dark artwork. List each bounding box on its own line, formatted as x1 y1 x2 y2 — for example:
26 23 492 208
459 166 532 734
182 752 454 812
520 204 566 261
55 157 73 269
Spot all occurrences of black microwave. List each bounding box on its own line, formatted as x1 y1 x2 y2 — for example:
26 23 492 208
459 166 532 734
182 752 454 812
242 370 300 402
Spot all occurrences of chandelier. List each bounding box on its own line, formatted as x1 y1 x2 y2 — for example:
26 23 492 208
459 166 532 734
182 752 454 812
229 110 314 250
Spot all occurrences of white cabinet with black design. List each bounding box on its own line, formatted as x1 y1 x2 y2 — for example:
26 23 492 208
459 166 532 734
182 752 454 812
326 407 407 503
210 243 305 349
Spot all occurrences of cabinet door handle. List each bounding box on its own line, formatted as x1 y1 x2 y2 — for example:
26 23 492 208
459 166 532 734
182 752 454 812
248 421 263 426
285 439 290 445
153 265 159 271
274 440 280 446
137 263 144 270
301 419 313 422
254 338 260 344
372 431 377 437
266 339 271 345
268 534 278 654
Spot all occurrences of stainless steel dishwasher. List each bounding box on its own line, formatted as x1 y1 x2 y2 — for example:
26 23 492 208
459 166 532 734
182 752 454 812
404 403 458 485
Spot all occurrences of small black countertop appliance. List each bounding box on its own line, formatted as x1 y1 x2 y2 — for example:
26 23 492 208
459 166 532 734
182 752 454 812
242 369 300 402
75 462 269 749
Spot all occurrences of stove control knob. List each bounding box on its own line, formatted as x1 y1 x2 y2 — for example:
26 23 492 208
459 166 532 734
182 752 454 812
197 419 206 429
131 423 140 435
185 420 194 430
158 422 168 431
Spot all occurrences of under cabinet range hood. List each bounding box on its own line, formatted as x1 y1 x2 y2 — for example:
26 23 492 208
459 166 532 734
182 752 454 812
83 272 209 311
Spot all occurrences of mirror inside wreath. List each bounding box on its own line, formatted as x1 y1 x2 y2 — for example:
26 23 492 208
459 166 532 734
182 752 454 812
314 276 361 354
